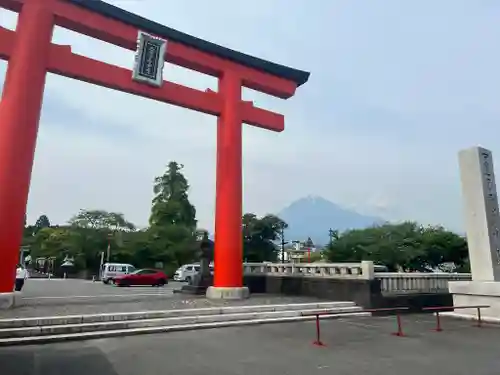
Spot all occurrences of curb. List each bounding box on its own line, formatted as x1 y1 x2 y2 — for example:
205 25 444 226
0 311 370 346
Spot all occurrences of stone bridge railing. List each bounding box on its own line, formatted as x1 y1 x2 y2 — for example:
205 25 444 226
242 261 472 294
376 272 472 294
243 261 375 280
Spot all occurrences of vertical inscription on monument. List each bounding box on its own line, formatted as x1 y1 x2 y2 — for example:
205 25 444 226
132 31 167 87
480 150 500 263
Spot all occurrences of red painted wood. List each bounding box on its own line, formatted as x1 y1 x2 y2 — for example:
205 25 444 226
0 0 55 292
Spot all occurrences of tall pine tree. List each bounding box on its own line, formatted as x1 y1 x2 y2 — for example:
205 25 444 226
148 162 198 268
34 215 51 234
149 161 197 229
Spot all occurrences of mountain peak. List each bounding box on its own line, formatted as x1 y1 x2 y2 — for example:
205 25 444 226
303 195 329 204
278 196 383 245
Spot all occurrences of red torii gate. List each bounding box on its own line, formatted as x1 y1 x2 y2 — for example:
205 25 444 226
0 0 309 304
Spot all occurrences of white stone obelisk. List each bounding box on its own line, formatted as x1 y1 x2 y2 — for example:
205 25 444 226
458 146 500 281
447 146 500 322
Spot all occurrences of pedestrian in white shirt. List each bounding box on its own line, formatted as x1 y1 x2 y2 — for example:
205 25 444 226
15 264 28 292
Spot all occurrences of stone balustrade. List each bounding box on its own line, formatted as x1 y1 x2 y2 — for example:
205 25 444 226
243 261 374 280
376 272 472 294
242 261 472 293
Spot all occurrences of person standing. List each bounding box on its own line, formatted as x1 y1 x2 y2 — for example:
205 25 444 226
15 264 28 292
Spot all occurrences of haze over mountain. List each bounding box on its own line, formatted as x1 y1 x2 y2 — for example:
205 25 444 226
277 196 384 246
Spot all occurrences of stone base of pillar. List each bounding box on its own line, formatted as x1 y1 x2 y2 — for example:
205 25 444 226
448 281 500 321
176 274 213 295
206 286 250 300
0 292 20 310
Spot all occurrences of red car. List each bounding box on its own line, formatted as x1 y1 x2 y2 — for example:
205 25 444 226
114 269 168 287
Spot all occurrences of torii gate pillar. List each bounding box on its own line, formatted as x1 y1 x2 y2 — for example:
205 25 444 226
0 1 54 309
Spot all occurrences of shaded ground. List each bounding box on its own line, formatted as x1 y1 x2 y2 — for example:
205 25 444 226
1 314 499 375
0 279 324 318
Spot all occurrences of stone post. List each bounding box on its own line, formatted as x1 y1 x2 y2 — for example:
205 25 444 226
361 261 375 280
458 146 500 281
447 146 500 322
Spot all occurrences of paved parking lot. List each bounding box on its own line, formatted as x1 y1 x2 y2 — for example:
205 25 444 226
1 314 498 375
0 279 325 318
20 278 176 298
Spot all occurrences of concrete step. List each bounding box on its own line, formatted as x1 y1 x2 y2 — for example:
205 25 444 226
0 305 363 339
0 301 356 329
0 302 369 346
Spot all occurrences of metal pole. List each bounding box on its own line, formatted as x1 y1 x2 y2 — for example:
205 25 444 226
99 251 105 280
313 314 325 346
281 227 285 263
434 311 442 332
392 311 405 337
106 240 111 263
476 307 482 328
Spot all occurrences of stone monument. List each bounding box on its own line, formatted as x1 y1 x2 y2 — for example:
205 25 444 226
178 231 214 295
448 146 500 321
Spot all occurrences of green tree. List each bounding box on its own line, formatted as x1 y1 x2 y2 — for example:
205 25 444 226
23 214 51 244
407 225 469 271
34 215 51 231
104 212 136 231
69 209 107 229
29 226 86 271
324 222 468 271
146 162 198 270
243 214 287 262
308 250 324 263
69 209 135 231
150 161 196 229
68 209 136 267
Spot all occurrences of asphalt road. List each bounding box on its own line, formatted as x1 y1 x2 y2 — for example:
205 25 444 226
1 314 499 375
20 278 177 298
0 279 325 318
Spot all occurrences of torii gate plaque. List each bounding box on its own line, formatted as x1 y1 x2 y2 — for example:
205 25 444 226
0 0 309 306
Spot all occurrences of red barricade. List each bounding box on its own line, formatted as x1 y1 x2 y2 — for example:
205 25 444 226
301 306 410 346
422 304 490 332
303 304 490 347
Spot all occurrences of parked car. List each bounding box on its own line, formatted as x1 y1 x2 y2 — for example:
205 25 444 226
173 264 200 282
173 263 214 282
114 269 168 287
101 263 136 284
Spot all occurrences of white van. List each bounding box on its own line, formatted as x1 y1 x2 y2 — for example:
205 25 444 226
101 263 135 284
173 264 200 282
173 263 214 282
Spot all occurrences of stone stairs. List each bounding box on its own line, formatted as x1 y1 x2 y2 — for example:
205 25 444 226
0 301 368 346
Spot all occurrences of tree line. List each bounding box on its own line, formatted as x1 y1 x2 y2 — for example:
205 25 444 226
22 161 287 276
324 222 469 272
22 160 470 276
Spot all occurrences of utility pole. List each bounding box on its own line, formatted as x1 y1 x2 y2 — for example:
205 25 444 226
328 228 338 245
106 233 113 263
281 226 286 263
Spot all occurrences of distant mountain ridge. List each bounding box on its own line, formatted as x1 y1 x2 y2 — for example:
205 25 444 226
277 196 384 246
